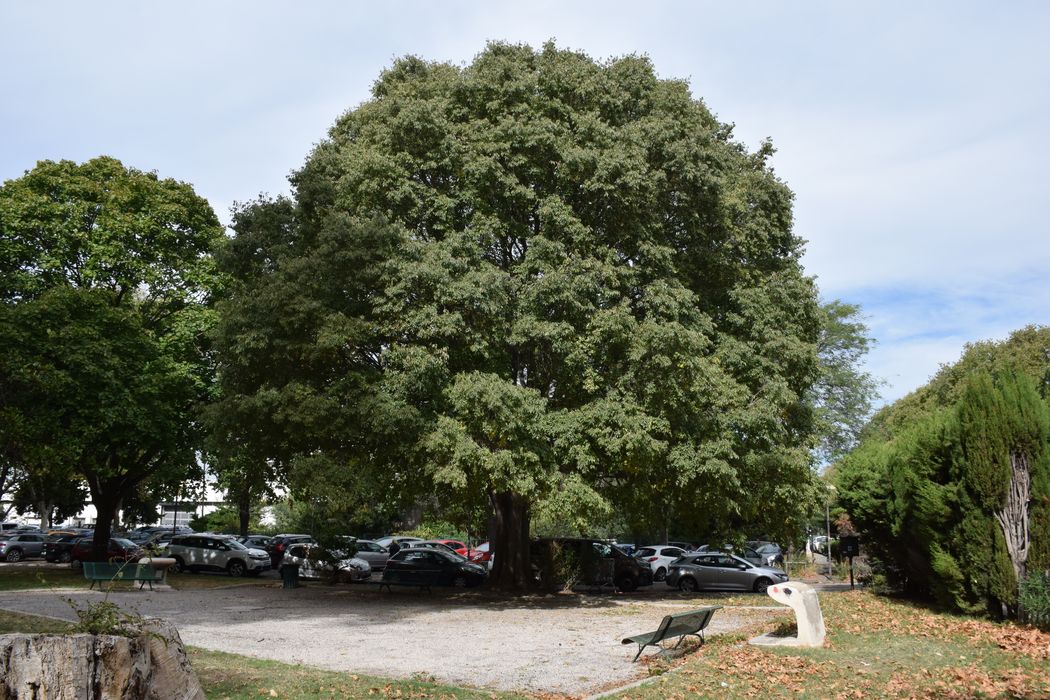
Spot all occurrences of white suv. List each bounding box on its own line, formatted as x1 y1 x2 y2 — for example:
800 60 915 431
165 534 270 577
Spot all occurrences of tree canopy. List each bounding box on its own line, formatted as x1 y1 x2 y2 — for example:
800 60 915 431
0 157 222 556
215 42 825 588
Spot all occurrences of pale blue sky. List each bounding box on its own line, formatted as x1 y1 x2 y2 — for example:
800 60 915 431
3 1 1047 405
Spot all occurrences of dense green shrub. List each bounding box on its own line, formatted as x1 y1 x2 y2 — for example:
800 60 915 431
835 327 1050 619
1019 571 1050 630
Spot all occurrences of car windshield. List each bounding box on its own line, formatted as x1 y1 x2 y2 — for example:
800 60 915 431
225 539 248 550
113 538 137 548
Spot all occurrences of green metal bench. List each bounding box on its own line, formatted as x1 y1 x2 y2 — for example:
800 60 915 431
622 605 722 661
82 562 163 591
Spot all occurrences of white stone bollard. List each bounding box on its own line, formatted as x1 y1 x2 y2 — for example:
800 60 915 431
749 580 826 647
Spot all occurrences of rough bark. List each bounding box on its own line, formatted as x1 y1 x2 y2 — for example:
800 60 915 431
0 620 204 700
995 451 1031 583
86 477 121 562
238 488 251 537
489 490 532 590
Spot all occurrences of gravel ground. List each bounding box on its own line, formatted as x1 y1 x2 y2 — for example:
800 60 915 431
0 583 778 695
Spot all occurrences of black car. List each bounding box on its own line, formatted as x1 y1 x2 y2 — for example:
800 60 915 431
382 547 488 588
532 537 654 592
44 534 83 563
268 534 315 568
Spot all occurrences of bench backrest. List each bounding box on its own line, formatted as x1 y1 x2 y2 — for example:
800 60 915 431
658 606 722 639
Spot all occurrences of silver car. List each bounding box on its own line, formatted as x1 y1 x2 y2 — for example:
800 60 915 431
286 543 371 582
0 533 46 561
349 539 390 571
666 552 788 593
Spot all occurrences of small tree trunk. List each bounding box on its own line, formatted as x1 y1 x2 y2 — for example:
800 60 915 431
995 451 1032 615
489 490 532 590
87 476 124 562
238 488 251 537
36 500 52 530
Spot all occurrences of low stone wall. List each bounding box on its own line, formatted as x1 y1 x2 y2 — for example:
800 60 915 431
0 620 204 700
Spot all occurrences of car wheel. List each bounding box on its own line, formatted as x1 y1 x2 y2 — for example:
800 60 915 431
169 557 185 574
654 567 667 582
678 576 699 592
228 560 246 577
6 548 23 563
59 551 72 564
616 575 637 593
753 577 773 593
70 559 82 570
451 574 468 588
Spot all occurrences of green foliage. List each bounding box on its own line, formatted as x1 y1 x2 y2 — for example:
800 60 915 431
0 157 223 556
835 328 1050 619
396 520 466 541
1019 571 1050 630
67 599 145 637
214 42 823 587
189 503 266 534
810 300 881 464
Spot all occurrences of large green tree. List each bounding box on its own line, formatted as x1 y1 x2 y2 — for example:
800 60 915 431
215 42 823 588
0 157 222 559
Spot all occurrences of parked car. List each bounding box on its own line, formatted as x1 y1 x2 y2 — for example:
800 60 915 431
0 533 47 562
165 534 270 576
44 534 83 563
747 541 784 567
382 547 488 588
285 543 371 582
267 534 316 568
531 538 654 592
375 536 425 551
634 545 688 582
413 540 460 555
69 538 145 568
466 541 492 569
432 539 468 556
665 551 788 593
237 535 274 550
347 539 391 571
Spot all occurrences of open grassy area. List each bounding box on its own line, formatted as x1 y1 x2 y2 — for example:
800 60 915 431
0 608 72 634
614 591 1050 699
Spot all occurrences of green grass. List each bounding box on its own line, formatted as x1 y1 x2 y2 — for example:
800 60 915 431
0 609 72 634
0 564 274 591
0 565 82 591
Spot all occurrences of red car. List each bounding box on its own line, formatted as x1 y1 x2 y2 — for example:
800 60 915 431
467 541 491 567
434 539 468 556
69 537 145 568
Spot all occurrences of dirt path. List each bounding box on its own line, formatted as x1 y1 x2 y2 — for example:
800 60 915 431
0 584 777 695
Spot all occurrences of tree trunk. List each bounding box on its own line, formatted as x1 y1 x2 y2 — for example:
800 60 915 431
87 477 123 562
36 500 52 530
488 490 532 590
238 488 251 537
995 451 1031 608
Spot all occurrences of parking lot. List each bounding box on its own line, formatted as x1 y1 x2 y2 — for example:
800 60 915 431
0 562 783 695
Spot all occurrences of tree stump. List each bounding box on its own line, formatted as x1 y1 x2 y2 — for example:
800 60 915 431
0 619 204 699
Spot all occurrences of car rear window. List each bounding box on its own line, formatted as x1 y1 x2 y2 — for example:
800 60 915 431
636 548 656 557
